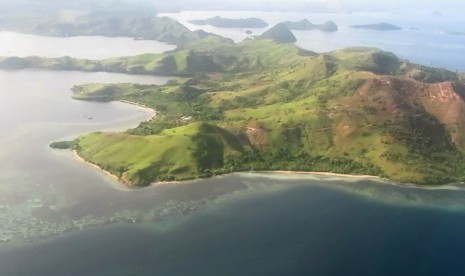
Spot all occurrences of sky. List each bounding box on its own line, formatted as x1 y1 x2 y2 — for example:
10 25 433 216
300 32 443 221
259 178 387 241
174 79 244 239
2 0 465 14
142 0 465 13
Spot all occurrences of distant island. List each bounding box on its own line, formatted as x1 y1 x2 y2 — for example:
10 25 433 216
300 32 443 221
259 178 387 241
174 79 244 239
189 16 268 28
281 19 338 32
351 23 402 31
0 11 204 46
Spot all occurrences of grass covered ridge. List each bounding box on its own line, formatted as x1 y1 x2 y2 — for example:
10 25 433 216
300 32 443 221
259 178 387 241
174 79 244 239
75 123 246 186
59 33 465 186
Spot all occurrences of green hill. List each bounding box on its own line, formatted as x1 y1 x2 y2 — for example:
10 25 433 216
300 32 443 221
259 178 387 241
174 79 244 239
64 38 465 186
258 23 297 44
7 1 465 187
0 10 216 46
75 122 246 186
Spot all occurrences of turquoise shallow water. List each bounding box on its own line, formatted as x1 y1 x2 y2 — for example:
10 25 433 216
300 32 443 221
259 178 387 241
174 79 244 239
2 174 465 276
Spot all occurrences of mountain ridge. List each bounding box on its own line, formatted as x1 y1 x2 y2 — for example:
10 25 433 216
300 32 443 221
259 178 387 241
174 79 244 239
2 13 462 186
61 41 465 186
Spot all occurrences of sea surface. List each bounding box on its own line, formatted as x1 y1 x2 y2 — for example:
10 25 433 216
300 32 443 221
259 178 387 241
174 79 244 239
0 31 176 59
1 13 465 276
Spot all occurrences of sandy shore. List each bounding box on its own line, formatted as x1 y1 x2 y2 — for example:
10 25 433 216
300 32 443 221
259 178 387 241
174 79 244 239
71 100 154 186
119 100 157 120
73 150 122 183
72 150 183 187
71 151 381 189
270 170 379 179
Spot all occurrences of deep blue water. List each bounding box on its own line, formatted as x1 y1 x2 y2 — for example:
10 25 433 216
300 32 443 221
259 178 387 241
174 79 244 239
2 180 465 276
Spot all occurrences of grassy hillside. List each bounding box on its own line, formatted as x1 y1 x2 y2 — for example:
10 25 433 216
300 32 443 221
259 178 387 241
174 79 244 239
66 38 465 187
75 122 245 186
7 6 464 186
6 20 451 186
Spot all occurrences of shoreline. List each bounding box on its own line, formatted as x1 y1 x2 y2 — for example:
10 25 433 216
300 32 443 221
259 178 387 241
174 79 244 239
72 101 453 190
118 100 157 120
72 150 181 187
72 150 124 184
69 99 162 189
70 150 384 189
70 151 464 191
268 170 379 179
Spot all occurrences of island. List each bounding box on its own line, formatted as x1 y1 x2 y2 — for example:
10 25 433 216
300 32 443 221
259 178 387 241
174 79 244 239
27 23 464 187
3 12 462 187
281 19 338 32
189 16 268 28
351 23 402 31
0 10 199 46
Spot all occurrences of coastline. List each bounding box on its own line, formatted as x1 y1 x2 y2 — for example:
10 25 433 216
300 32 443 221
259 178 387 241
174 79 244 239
69 99 168 189
70 150 383 189
71 150 463 190
72 150 182 188
70 100 449 190
72 150 122 183
268 170 379 179
71 100 384 188
69 99 156 186
119 100 157 120
72 150 465 191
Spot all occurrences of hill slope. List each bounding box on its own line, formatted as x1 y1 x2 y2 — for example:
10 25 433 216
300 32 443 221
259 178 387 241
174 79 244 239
64 39 465 187
76 122 246 186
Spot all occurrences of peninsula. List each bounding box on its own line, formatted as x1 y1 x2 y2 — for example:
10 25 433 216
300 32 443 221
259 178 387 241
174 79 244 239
8 19 462 187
